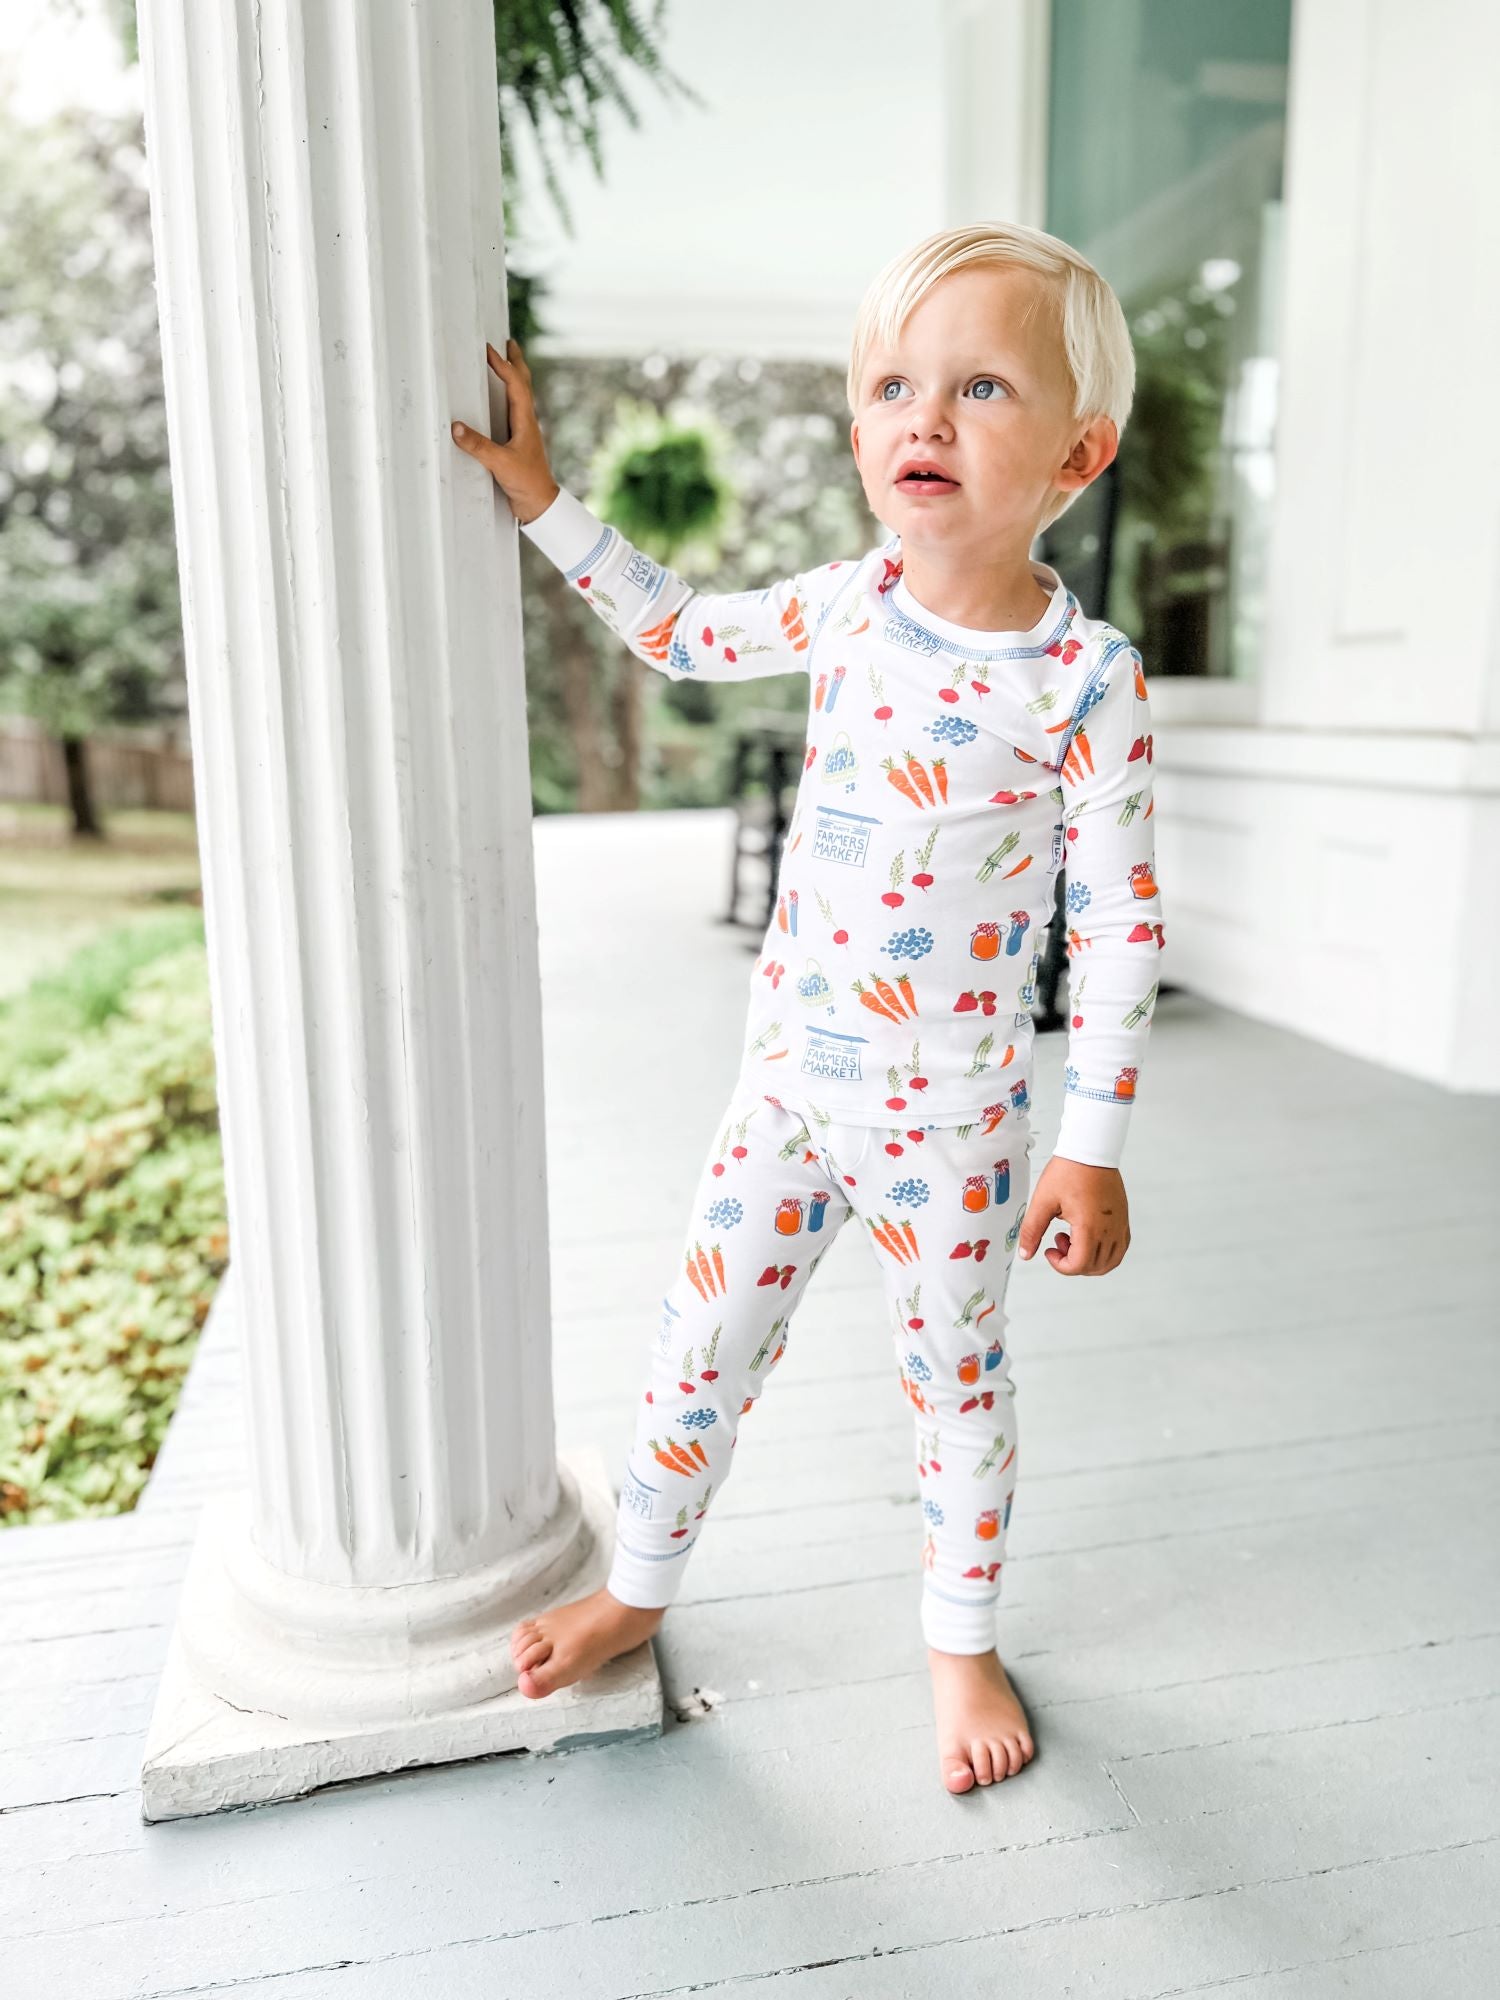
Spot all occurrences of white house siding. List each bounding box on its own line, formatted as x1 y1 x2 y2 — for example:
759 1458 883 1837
516 0 1500 1095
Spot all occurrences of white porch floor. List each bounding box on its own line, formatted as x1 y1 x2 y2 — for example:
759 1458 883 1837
3 806 1499 1997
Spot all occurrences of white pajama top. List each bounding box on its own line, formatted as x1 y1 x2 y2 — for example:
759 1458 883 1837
521 485 1165 1170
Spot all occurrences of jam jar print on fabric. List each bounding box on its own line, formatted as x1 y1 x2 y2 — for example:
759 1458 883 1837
519 484 1165 1169
604 1075 1040 1655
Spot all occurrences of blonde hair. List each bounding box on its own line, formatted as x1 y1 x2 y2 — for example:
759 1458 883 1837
846 221 1135 531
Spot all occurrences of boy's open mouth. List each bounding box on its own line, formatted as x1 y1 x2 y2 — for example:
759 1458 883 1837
895 461 961 496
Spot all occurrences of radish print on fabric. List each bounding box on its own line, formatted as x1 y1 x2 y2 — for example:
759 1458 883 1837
520 485 1164 1170
515 488 1166 1655
608 1074 1045 1652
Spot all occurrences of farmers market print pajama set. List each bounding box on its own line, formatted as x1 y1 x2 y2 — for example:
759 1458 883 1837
521 486 1165 1653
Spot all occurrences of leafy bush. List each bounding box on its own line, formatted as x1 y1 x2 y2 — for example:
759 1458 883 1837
0 907 204 1070
0 921 226 1526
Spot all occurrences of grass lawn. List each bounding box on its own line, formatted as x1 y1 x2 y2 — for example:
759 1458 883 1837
0 802 203 1000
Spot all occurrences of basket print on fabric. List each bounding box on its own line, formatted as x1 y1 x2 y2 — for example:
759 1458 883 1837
519 484 1163 1133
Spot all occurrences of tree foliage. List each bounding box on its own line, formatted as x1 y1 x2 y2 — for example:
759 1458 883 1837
105 0 703 244
491 0 706 235
0 97 182 744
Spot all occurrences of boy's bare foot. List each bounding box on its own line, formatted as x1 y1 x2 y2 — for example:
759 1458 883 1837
927 1645 1036 1794
510 1586 664 1699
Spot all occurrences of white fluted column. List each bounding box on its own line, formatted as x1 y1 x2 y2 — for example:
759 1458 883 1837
135 0 660 1820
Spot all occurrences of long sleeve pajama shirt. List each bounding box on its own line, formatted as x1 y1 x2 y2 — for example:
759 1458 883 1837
522 484 1164 1169
520 485 1165 1651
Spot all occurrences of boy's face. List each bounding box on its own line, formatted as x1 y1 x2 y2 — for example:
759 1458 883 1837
849 262 1117 559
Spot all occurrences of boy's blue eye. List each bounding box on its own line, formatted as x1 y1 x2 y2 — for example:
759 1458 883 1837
877 376 1009 401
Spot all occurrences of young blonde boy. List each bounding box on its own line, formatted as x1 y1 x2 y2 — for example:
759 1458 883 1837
451 222 1163 1796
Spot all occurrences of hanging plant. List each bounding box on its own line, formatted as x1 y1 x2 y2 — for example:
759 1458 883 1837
586 398 740 571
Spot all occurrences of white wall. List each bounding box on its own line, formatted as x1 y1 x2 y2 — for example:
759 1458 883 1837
1154 0 1500 1091
503 0 1047 363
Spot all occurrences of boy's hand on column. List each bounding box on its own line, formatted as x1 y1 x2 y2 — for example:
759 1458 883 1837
450 338 560 526
1017 1157 1130 1275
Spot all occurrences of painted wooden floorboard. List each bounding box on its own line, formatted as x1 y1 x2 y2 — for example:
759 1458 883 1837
7 1726 1498 1997
1 809 1496 1997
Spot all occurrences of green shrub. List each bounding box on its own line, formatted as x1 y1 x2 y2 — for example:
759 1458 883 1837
0 906 205 1073
0 924 226 1526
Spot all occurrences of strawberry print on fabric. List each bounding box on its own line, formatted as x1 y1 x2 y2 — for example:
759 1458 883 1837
521 485 1164 1170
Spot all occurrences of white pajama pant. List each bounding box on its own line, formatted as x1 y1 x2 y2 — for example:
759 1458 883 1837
606 1075 1037 1653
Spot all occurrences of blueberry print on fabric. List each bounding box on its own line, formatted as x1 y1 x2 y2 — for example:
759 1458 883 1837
521 484 1164 1171
517 483 1167 1652
606 1077 1040 1653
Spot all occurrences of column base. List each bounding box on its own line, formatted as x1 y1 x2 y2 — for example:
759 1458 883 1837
138 1445 663 1823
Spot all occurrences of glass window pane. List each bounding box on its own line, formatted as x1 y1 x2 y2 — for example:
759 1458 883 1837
1042 0 1291 679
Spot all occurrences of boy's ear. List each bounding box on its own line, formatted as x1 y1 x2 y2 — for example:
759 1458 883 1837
849 418 861 467
1055 415 1118 499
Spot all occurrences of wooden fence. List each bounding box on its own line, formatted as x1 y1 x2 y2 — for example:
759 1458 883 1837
0 720 195 814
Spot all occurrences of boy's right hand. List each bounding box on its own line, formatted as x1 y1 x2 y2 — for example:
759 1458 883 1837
450 338 560 527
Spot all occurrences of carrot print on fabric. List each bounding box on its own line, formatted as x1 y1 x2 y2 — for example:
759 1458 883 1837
638 609 679 663
649 1437 697 1478
883 757 925 808
1061 726 1095 785
853 977 902 1024
694 1241 716 1296
519 493 1162 1218
904 752 936 807
870 971 907 1018
869 1216 910 1263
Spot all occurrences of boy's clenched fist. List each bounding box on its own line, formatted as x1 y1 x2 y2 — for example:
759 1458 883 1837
1017 1156 1131 1275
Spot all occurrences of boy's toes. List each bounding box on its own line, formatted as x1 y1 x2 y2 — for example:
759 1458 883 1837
968 1739 996 1785
515 1633 552 1671
517 1661 552 1699
943 1756 976 1794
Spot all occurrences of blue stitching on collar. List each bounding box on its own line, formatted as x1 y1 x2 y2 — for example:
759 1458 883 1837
882 588 1079 662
